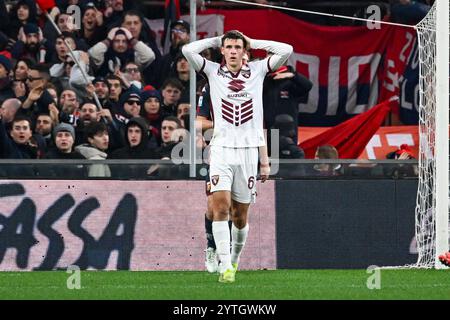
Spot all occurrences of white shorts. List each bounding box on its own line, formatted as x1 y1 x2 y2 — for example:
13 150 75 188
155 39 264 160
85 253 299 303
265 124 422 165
209 145 259 204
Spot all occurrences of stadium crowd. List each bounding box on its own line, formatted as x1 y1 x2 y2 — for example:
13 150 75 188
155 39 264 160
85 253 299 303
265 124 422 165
0 0 430 179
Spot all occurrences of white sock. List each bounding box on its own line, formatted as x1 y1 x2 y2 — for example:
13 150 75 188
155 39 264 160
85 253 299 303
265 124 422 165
231 223 249 265
212 221 232 270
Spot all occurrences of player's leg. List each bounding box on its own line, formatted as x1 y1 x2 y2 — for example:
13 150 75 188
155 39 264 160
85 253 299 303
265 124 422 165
229 147 259 272
204 168 219 273
230 200 250 270
212 190 234 278
205 191 219 272
209 145 235 281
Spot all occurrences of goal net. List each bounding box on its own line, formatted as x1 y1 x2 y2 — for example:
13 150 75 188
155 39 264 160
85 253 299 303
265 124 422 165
414 1 449 268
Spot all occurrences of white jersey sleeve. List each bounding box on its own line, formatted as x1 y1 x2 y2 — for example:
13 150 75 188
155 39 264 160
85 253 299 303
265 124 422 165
250 39 293 72
182 36 222 71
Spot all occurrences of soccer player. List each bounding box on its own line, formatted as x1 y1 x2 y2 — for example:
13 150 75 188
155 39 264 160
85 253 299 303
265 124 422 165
198 54 250 274
183 31 292 282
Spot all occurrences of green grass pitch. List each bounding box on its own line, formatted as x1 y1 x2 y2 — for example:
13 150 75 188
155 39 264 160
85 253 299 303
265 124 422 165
0 269 449 300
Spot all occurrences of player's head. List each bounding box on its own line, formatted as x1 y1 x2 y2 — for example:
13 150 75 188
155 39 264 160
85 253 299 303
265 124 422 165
221 30 247 70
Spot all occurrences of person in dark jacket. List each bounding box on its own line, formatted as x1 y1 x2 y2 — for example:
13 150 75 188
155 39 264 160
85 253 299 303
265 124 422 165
108 116 157 160
108 116 158 178
40 123 86 178
0 114 40 159
263 63 313 145
0 54 14 104
44 123 84 160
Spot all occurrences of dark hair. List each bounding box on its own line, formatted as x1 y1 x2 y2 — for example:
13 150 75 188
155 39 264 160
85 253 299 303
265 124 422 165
13 58 34 74
161 78 184 91
57 32 77 44
162 115 182 129
84 121 108 140
29 63 50 80
11 115 32 128
123 10 143 22
221 30 247 48
106 74 123 89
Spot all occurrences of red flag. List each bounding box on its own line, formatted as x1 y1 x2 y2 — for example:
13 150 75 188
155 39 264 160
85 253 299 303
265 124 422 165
162 0 181 54
36 0 56 12
299 99 396 159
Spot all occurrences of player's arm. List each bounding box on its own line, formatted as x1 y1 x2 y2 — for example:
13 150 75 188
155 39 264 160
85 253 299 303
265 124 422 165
259 131 270 183
245 36 293 72
196 115 213 131
182 36 222 72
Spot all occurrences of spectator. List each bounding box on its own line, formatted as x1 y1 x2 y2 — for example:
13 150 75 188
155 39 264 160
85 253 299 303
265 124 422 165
270 114 304 158
104 74 122 113
35 112 54 147
11 23 47 63
140 87 163 147
385 143 418 177
75 121 111 177
45 82 58 105
176 102 190 124
313 144 342 176
77 3 107 47
44 123 84 159
153 19 190 89
58 89 80 126
156 115 182 159
19 64 55 123
160 78 183 117
47 32 77 66
13 57 33 82
122 61 144 89
6 0 37 40
263 60 312 145
390 0 432 25
0 54 14 104
92 76 110 105
0 98 21 125
104 0 139 30
88 26 155 77
120 9 161 62
0 115 41 159
171 52 192 103
109 116 157 159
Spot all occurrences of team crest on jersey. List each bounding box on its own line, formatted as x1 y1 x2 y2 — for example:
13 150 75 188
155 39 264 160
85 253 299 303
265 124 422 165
211 175 220 186
241 66 251 79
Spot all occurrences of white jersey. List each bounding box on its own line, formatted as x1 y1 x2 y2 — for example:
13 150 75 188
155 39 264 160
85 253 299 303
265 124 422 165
201 59 269 148
182 35 293 148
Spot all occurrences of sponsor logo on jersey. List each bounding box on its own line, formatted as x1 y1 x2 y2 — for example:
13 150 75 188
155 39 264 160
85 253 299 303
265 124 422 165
228 79 246 93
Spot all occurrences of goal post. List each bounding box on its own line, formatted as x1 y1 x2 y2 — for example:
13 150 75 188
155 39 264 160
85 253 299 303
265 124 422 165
434 0 449 269
416 0 449 268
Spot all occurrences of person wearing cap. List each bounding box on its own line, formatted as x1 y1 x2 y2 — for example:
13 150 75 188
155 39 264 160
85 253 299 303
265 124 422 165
39 122 86 179
88 26 155 77
44 123 84 160
152 20 191 89
11 23 47 63
140 87 163 146
109 85 142 147
0 54 14 104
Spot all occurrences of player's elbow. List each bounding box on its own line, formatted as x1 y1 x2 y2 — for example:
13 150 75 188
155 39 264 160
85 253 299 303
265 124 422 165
284 44 293 57
181 45 190 58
